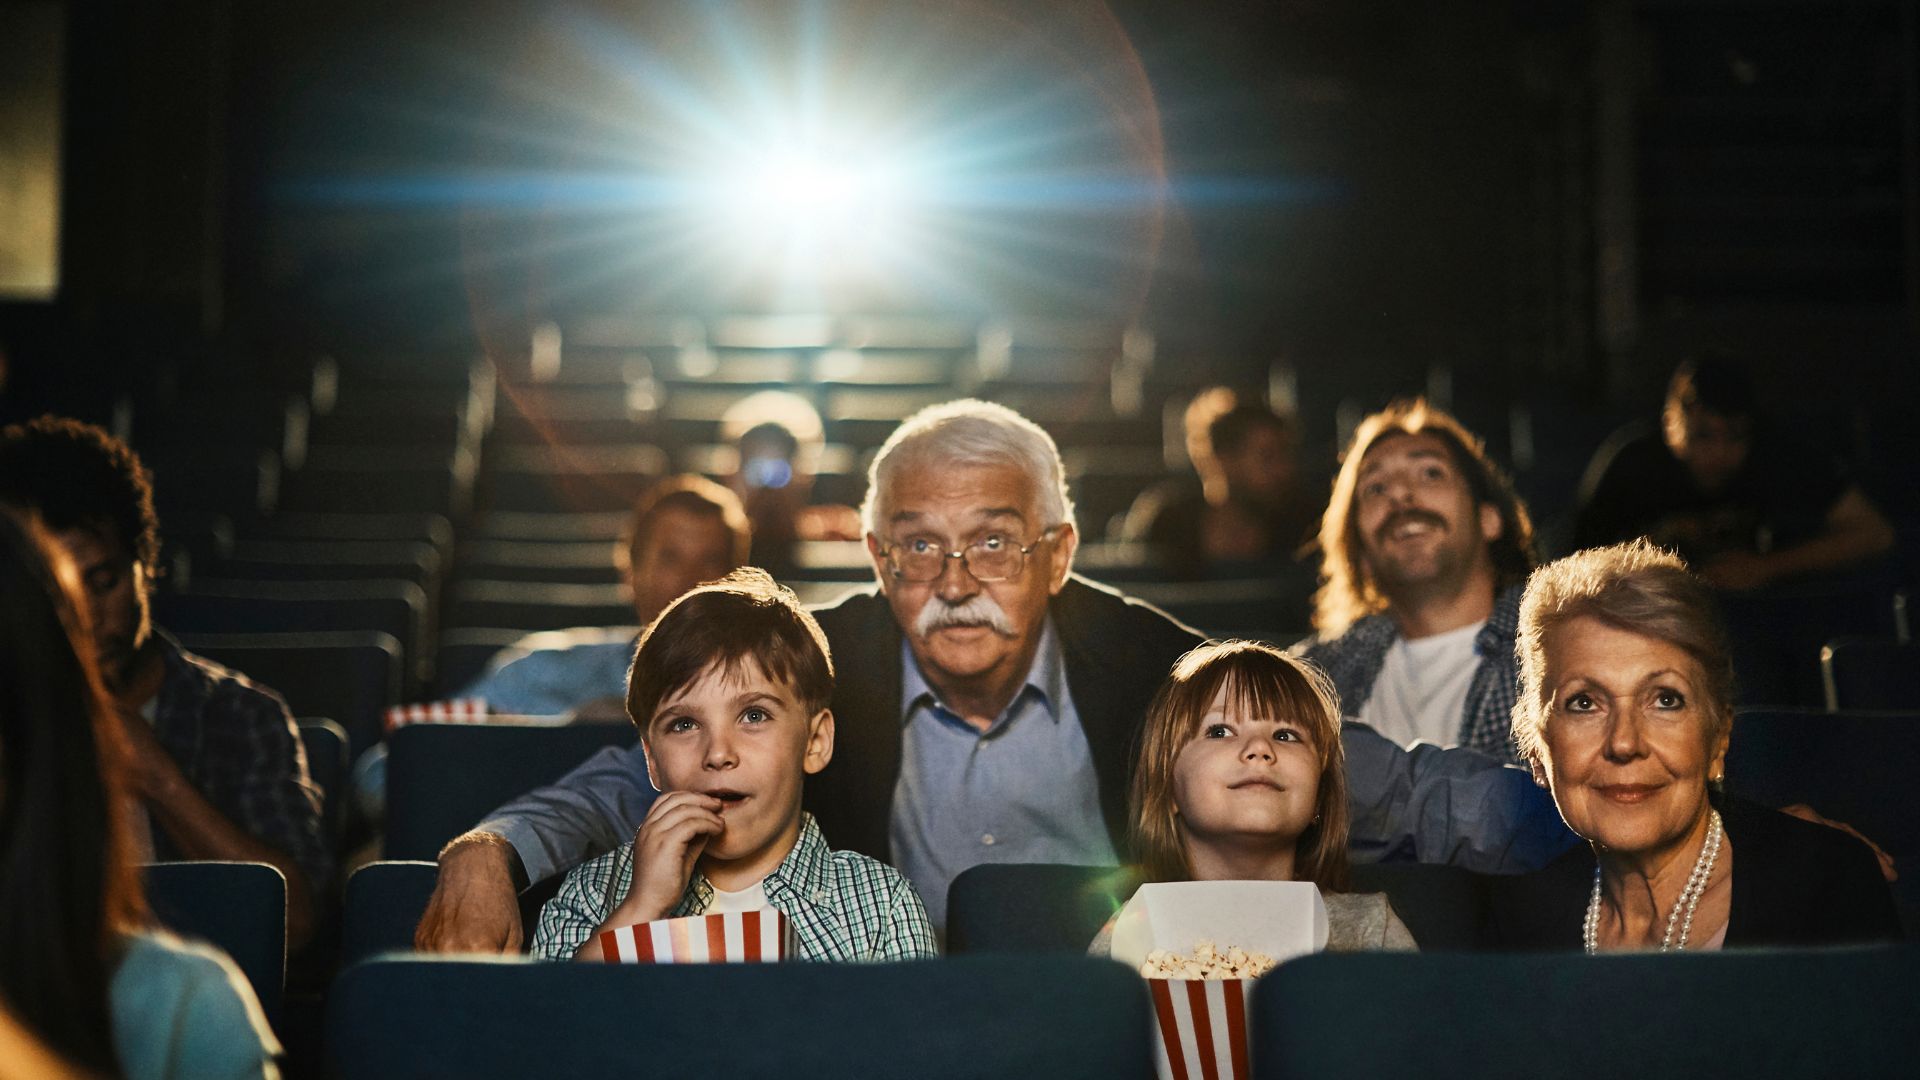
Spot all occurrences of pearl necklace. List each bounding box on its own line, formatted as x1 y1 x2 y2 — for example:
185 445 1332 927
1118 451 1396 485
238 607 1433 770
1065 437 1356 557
1583 809 1723 955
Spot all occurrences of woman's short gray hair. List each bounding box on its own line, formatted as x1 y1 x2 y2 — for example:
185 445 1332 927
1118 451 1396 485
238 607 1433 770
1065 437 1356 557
861 399 1077 537
1510 539 1736 764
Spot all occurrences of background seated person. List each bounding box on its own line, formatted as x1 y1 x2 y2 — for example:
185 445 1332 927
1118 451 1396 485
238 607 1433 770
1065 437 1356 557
1297 400 1539 762
0 509 280 1080
459 475 748 717
1091 640 1415 954
1486 541 1900 951
718 391 861 576
0 417 330 947
1121 387 1319 579
531 569 937 961
1571 354 1895 591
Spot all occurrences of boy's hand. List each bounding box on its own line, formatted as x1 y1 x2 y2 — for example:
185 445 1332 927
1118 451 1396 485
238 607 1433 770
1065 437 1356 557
605 792 725 927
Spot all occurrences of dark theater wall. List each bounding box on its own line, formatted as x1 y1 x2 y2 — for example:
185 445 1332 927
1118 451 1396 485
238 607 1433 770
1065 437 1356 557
5 0 1916 424
211 2 1568 372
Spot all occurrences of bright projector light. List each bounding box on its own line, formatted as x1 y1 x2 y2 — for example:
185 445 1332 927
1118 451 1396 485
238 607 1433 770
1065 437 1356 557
727 152 900 224
753 157 870 212
706 144 915 277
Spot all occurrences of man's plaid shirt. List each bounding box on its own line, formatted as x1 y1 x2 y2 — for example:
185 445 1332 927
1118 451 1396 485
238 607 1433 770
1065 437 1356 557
530 813 939 961
151 633 334 892
1298 584 1525 762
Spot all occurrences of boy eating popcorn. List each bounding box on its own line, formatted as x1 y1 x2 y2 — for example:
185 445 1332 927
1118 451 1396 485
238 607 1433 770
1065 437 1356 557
530 569 937 961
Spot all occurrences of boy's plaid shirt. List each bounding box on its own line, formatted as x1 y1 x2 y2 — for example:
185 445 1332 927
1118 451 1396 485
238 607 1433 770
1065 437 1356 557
530 813 939 961
1298 584 1525 762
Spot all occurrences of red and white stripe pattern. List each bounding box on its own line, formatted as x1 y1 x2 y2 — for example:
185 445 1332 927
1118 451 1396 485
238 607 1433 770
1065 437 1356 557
1146 977 1252 1080
383 698 488 733
597 911 795 964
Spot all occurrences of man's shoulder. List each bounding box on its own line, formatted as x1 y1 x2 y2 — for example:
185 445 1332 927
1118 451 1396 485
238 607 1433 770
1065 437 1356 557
486 628 638 677
1299 610 1395 659
164 638 293 723
1587 420 1679 482
806 585 897 663
503 626 639 657
806 584 886 624
1486 584 1526 639
1054 574 1204 644
1744 422 1850 493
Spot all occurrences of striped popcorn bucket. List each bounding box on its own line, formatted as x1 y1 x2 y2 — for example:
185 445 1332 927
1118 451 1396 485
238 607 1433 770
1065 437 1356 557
383 698 488 733
596 911 796 964
1145 977 1252 1080
1109 881 1329 1080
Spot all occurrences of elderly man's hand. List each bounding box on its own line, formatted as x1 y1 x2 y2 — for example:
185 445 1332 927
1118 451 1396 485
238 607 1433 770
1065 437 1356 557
1781 804 1899 882
414 835 525 953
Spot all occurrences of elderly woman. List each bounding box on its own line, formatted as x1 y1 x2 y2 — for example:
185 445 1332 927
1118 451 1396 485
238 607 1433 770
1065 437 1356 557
1486 540 1897 950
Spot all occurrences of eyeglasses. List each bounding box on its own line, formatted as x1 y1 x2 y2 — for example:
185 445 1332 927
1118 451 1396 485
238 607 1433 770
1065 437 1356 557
879 526 1062 583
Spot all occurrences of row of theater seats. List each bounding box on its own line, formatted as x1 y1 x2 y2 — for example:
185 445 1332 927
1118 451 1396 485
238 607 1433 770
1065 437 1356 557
146 857 1920 1079
331 947 1920 1079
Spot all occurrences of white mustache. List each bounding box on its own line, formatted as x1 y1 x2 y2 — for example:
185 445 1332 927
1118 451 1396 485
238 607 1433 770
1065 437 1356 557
914 594 1018 639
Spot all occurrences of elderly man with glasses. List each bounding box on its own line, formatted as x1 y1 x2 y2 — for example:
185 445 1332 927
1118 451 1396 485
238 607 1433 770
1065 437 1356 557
417 400 1571 950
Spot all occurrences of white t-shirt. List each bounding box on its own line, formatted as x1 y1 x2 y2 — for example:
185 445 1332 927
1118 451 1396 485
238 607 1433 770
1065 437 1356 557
1358 620 1484 749
705 879 772 915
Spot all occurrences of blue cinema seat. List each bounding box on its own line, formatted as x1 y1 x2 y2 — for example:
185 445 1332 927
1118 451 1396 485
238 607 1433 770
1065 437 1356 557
383 721 639 861
296 717 350 843
143 861 287 1025
1253 946 1920 1080
327 955 1153 1080
341 860 439 964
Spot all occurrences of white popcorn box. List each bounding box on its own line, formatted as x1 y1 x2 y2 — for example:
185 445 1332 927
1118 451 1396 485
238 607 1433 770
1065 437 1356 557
596 910 796 964
382 698 488 733
1109 881 1329 1080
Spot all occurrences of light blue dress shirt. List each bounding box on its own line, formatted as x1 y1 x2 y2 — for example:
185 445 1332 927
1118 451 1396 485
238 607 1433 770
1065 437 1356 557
456 627 639 716
889 618 1118 929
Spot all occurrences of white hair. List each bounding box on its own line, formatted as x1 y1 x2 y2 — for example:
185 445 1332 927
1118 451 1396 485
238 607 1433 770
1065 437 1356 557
861 399 1077 537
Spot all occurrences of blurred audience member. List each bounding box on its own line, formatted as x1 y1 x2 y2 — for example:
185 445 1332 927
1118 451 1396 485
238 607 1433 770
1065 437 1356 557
0 417 329 945
1488 541 1899 950
0 509 280 1079
344 476 749 830
1298 400 1538 761
1572 354 1894 591
458 475 749 718
720 391 861 574
1122 388 1317 577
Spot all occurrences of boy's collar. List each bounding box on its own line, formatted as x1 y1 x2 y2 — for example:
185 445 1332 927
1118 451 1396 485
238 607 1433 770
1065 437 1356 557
675 813 834 915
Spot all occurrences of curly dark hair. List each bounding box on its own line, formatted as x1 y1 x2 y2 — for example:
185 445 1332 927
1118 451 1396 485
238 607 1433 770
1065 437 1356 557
0 416 161 576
